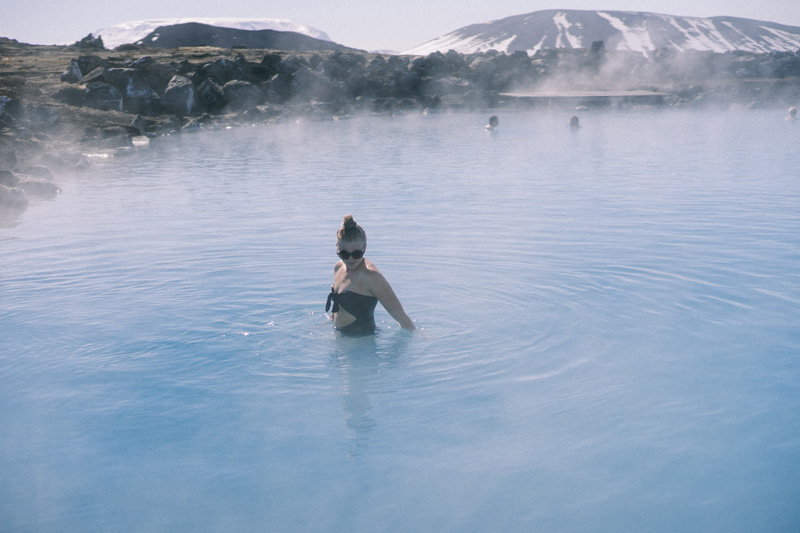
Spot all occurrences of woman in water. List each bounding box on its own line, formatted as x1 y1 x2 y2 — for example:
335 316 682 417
326 215 415 335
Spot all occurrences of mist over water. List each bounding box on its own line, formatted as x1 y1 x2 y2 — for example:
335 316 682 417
2 109 799 531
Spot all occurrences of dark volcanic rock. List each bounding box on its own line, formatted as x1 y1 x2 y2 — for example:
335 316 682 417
155 116 182 135
127 114 147 136
290 69 343 102
79 66 107 85
162 75 198 115
52 85 87 106
259 53 283 77
76 56 108 78
121 75 160 114
61 59 83 83
121 58 174 93
319 52 366 82
62 56 114 85
0 184 27 210
92 68 165 114
84 82 123 111
0 170 17 186
423 76 472 97
277 54 312 76
136 23 347 51
0 150 17 171
354 55 402 98
72 34 105 51
21 165 53 180
222 80 264 110
261 73 293 104
17 177 60 197
195 57 253 86
197 79 225 110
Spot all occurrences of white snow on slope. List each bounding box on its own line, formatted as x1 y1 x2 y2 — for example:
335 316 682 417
761 26 800 52
597 12 655 52
553 12 583 49
94 18 331 49
671 16 734 53
721 21 763 51
402 10 800 56
491 36 517 54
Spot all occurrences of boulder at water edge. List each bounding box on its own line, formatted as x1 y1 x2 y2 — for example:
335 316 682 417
0 170 17 187
0 149 16 171
198 79 225 110
17 178 60 197
21 165 54 180
0 184 28 210
222 80 264 111
162 75 198 116
290 69 342 102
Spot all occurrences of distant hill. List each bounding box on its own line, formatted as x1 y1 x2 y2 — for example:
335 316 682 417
134 22 347 51
93 18 332 49
404 9 800 56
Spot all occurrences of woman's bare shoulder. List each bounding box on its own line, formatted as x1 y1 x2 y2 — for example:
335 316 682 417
365 262 392 287
364 260 384 276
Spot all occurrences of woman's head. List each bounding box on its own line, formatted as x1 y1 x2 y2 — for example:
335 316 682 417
337 215 366 267
337 214 366 244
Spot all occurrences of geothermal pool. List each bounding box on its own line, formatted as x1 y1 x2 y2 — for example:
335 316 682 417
1 109 799 531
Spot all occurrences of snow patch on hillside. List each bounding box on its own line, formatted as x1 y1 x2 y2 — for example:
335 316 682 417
597 12 655 52
553 12 583 49
675 18 729 52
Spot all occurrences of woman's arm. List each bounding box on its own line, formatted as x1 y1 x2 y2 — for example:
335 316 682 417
369 271 415 330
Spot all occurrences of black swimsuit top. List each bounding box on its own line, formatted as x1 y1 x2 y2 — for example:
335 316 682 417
326 286 378 336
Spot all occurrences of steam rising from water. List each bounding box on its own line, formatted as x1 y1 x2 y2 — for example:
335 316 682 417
494 46 800 112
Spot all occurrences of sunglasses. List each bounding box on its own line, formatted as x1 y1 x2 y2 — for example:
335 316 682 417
337 249 364 260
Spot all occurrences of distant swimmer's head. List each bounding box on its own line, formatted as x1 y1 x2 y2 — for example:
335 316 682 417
570 115 580 128
487 116 499 129
789 107 798 120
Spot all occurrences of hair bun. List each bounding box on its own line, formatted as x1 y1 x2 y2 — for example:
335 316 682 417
337 214 366 243
343 214 357 229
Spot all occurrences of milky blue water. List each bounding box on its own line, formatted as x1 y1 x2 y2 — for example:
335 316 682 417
2 109 799 532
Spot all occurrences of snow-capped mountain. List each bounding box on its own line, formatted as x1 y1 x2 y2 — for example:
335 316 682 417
404 10 800 56
94 18 331 49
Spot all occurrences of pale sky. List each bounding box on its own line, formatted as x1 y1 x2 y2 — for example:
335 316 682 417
2 0 800 52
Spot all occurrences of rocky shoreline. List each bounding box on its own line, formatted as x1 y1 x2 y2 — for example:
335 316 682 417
2 37 799 216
